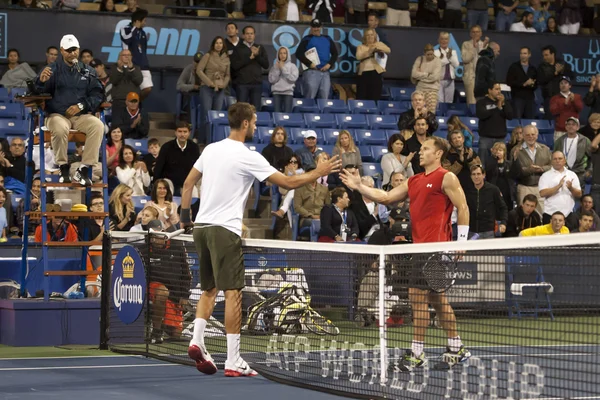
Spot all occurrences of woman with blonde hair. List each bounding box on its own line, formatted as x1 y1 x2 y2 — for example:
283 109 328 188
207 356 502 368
109 184 136 231
356 28 391 101
332 130 362 173
507 125 523 160
580 113 600 142
411 43 442 113
447 115 474 149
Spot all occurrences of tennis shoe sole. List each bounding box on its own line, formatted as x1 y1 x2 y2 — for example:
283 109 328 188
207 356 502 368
188 345 217 375
224 368 258 377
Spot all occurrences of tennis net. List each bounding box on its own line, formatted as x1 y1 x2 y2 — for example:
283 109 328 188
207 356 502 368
101 231 600 400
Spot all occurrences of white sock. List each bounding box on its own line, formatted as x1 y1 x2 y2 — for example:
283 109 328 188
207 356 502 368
448 336 463 352
227 333 241 364
191 318 207 345
411 340 424 357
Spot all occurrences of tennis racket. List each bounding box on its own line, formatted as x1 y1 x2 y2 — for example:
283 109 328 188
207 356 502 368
422 253 459 293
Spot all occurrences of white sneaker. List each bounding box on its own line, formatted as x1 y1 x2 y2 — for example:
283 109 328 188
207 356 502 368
224 357 258 377
188 341 217 375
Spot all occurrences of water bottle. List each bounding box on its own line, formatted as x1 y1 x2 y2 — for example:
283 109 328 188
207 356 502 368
68 291 85 299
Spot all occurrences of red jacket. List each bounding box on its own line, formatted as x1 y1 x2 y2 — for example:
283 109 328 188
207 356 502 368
550 93 583 131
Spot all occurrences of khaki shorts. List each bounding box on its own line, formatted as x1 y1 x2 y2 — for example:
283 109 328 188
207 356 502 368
193 224 244 291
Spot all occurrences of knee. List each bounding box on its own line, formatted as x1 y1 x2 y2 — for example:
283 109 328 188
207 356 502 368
203 287 218 299
89 117 105 134
47 118 69 135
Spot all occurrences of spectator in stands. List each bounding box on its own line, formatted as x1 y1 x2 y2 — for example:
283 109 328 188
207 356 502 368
80 49 93 66
466 0 489 30
356 28 390 101
315 152 331 188
175 52 203 123
16 176 41 235
538 45 573 120
230 26 268 110
556 0 582 34
546 16 561 34
273 0 305 21
18 0 50 8
116 144 150 196
466 165 508 238
109 184 136 232
520 210 569 235
41 47 59 71
402 117 431 174
100 0 115 11
112 92 149 139
225 22 241 55
474 42 500 99
120 9 152 100
590 131 600 208
584 75 600 121
0 187 7 242
486 141 513 210
143 138 161 179
78 192 106 241
353 175 390 241
367 13 390 46
398 91 439 135
411 44 441 113
34 203 79 243
345 0 367 24
106 126 124 175
527 0 550 32
554 117 591 187
122 0 139 13
243 0 273 19
573 194 600 231
538 150 581 229
581 113 600 142
138 179 180 231
271 155 304 219
52 0 79 10
293 165 331 237
130 205 160 232
333 130 362 171
154 122 200 196
0 49 19 79
387 0 411 27
110 49 143 121
416 0 441 27
550 77 583 142
506 47 537 119
307 0 336 22
496 0 519 31
268 46 299 112
504 193 542 237
318 187 359 242
381 133 414 188
447 115 474 148
461 26 489 105
476 81 513 166
443 130 481 192
515 125 552 214
261 126 294 171
0 137 27 183
574 210 594 233
89 59 111 103
509 10 537 32
435 32 459 106
295 130 323 170
297 19 338 100
507 125 524 160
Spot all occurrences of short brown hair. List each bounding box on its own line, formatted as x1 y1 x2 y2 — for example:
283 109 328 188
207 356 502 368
470 164 485 174
270 126 288 145
148 138 160 147
425 136 447 161
523 194 538 205
176 121 190 130
331 187 347 204
229 102 256 130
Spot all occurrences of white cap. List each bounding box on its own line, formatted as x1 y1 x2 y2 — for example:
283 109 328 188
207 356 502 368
304 130 317 139
60 34 80 50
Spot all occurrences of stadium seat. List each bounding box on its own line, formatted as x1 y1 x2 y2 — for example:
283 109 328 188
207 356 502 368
522 119 553 134
367 114 398 130
261 97 275 112
380 85 391 100
292 98 319 113
370 146 389 163
362 163 383 186
125 138 149 155
455 85 467 103
273 112 304 128
436 116 449 131
348 99 378 114
208 110 228 126
132 196 151 214
434 130 448 140
172 196 181 208
304 113 337 129
0 87 9 102
336 114 367 130
378 100 406 115
507 119 522 132
538 133 554 149
257 126 275 143
261 80 271 97
245 143 266 153
359 145 374 162
390 87 415 102
459 116 479 133
0 103 24 119
289 128 323 144
316 144 334 155
67 142 77 154
256 111 273 127
318 99 348 114
322 128 343 145
10 88 27 101
445 103 469 117
0 119 28 136
213 125 231 142
354 129 387 146
472 131 480 147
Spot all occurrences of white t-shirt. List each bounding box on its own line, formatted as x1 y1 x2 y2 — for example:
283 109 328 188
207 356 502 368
538 167 580 216
563 136 578 169
193 139 277 236
510 22 537 33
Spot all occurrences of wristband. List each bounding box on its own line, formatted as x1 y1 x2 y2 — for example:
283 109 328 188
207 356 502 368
457 225 469 242
180 208 191 224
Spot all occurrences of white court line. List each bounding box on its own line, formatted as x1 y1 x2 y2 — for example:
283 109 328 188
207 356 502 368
0 364 179 371
0 355 134 361
476 353 598 358
527 397 600 400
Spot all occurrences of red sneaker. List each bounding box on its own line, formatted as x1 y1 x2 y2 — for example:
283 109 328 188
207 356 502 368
188 343 217 375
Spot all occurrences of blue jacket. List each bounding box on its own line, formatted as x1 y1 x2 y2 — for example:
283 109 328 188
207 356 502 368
35 59 104 116
296 35 338 70
120 24 150 70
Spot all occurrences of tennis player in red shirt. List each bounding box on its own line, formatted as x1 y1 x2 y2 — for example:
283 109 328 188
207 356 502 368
341 136 471 371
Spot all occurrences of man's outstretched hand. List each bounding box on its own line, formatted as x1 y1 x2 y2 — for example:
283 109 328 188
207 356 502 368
316 154 342 177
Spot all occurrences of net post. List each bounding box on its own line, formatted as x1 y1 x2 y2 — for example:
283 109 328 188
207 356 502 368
99 231 111 350
378 247 387 385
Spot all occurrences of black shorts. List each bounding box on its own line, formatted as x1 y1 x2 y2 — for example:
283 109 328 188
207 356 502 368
391 254 431 291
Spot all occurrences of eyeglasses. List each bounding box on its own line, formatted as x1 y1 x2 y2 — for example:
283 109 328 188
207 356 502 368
289 160 298 164
91 202 104 207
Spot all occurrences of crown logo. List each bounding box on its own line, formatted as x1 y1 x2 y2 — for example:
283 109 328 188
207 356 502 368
122 252 135 279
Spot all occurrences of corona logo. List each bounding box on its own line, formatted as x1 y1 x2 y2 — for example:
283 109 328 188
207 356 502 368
122 252 135 279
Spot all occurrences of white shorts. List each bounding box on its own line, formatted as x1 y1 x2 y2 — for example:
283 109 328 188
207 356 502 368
140 70 153 90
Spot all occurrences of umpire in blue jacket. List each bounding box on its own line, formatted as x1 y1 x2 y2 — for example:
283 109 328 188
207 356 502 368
36 34 105 187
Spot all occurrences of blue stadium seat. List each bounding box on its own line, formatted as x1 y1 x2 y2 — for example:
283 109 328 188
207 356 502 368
10 88 27 101
257 126 275 143
256 111 273 127
472 131 480 147
68 142 77 154
354 129 387 146
288 143 303 152
292 98 319 113
538 133 554 149
445 103 469 117
359 145 374 162
455 84 467 103
380 86 391 100
362 162 383 186
125 138 149 155
0 119 28 136
370 146 389 163
378 100 406 115
261 80 271 97
318 99 348 114
208 110 228 125
390 87 415 102
507 119 522 131
336 114 368 130
0 103 24 119
434 130 448 140
436 116 449 131
367 114 398 130
261 97 275 112
132 196 151 214
316 144 334 156
348 99 378 114
304 113 337 129
322 128 343 145
273 112 304 128
212 125 231 142
522 119 553 134
245 143 266 153
459 116 479 133
289 128 323 144
0 87 9 102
